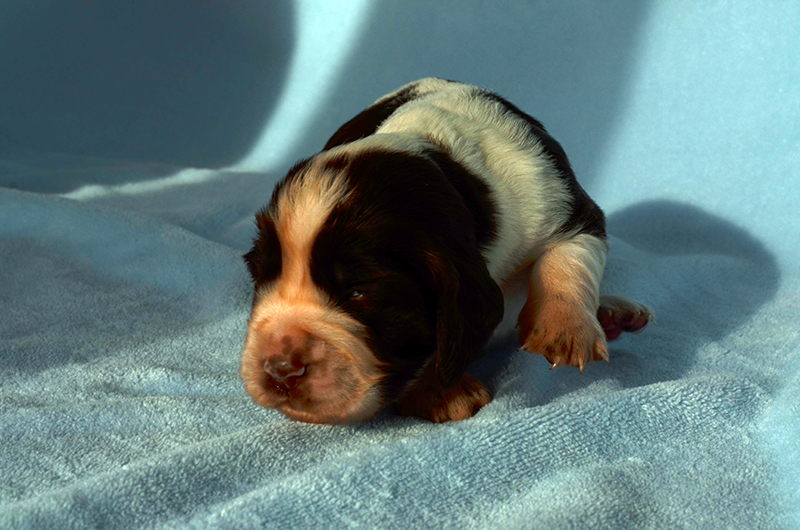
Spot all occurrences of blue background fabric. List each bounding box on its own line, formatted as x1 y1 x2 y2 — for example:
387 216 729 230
1 2 798 528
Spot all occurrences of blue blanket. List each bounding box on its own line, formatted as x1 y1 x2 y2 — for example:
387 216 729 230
2 2 798 528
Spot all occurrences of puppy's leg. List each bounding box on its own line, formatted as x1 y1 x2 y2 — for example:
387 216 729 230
597 294 655 341
396 365 491 423
517 233 609 371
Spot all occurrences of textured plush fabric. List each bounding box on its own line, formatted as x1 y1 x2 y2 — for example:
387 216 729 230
2 2 798 528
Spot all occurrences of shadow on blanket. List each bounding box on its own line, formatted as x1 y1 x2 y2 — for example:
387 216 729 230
606 199 780 372
473 200 779 407
0 0 294 188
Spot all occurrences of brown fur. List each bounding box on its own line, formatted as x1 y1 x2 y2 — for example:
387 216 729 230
397 363 492 423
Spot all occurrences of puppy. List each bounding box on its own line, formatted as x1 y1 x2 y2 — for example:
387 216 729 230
240 78 653 424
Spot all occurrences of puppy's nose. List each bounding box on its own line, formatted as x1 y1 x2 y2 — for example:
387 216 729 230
262 329 314 387
264 357 306 383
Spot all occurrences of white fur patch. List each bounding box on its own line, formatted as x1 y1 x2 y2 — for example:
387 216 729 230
373 78 575 282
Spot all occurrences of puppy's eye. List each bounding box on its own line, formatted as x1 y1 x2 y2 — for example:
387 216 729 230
350 290 365 301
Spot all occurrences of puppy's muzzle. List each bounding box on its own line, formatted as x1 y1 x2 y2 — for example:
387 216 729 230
265 357 306 385
259 328 317 387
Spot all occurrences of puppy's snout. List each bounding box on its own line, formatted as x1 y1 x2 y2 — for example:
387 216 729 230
265 357 306 382
261 330 315 386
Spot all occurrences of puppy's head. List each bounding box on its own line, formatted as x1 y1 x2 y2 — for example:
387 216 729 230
240 147 503 423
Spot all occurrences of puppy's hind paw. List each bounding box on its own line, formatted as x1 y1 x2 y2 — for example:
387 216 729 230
597 294 655 342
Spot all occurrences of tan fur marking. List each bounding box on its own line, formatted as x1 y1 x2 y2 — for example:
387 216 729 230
242 296 386 423
517 234 609 371
272 164 351 304
240 164 386 424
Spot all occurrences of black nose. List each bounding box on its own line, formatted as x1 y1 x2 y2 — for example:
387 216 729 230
264 357 306 385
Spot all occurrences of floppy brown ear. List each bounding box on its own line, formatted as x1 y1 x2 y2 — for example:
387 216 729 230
322 84 421 150
428 250 504 388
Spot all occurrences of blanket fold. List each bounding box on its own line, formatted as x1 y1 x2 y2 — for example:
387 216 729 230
2 1 799 528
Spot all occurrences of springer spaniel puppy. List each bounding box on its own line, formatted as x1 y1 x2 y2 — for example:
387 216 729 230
241 78 653 424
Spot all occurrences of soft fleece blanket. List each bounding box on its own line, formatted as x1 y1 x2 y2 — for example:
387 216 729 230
2 1 798 528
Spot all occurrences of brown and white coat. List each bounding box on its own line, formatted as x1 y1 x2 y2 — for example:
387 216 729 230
240 78 653 424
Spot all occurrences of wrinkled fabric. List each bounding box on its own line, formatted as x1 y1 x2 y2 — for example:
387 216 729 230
1 2 798 528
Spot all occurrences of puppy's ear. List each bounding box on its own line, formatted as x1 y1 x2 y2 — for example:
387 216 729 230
322 84 421 150
243 212 282 286
427 249 504 388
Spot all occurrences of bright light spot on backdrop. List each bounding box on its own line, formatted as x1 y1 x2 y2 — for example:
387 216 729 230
234 0 375 172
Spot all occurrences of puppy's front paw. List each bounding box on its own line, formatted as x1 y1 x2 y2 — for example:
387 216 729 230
397 373 491 423
518 302 608 371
